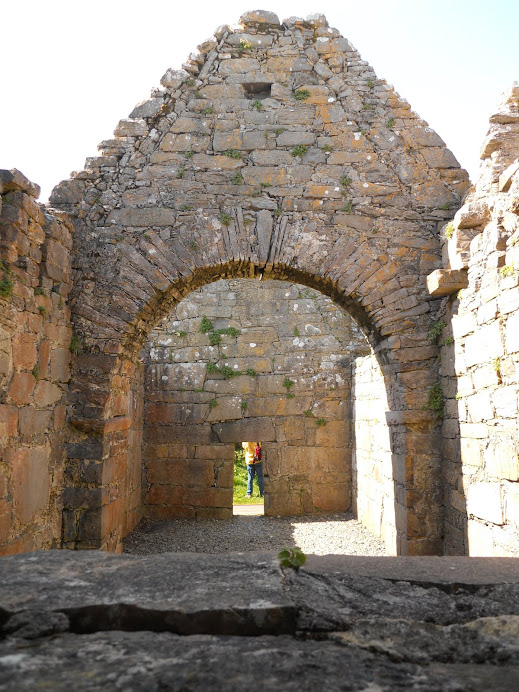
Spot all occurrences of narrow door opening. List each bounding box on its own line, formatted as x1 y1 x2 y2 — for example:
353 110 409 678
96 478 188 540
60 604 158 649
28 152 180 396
233 442 264 516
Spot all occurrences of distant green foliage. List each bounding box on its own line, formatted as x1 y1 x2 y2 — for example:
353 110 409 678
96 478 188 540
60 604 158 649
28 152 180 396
278 547 307 570
234 448 264 504
291 144 308 157
427 320 446 344
293 89 311 101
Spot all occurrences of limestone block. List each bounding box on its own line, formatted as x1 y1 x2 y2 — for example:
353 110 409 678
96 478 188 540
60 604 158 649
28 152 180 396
11 447 50 524
499 160 519 192
454 200 491 230
266 57 313 73
114 119 148 137
492 386 518 418
426 269 468 296
170 117 212 135
466 391 494 423
484 438 519 481
0 169 40 199
421 148 460 169
460 438 482 468
276 131 316 147
467 482 503 524
129 98 163 119
463 321 503 368
219 58 261 76
467 519 495 556
239 10 280 27
213 417 276 443
226 32 274 48
160 68 189 89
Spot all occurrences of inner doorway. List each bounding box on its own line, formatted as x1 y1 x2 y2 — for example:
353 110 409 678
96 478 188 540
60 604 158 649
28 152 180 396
233 442 265 516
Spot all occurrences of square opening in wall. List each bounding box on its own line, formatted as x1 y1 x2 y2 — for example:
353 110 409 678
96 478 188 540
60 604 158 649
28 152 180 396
243 83 272 100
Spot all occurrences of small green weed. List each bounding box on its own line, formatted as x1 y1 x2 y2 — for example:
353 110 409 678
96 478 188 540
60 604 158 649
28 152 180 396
278 547 307 570
69 333 86 356
231 172 244 185
427 320 446 344
341 200 352 214
220 212 232 226
291 144 308 157
316 418 327 426
246 368 257 377
322 143 332 152
445 223 455 239
209 399 218 410
367 79 374 88
260 182 270 189
176 165 186 179
34 287 46 296
500 264 515 278
32 364 39 380
443 336 454 346
202 106 214 115
237 39 253 55
437 203 451 210
340 174 352 188
423 384 444 417
386 117 395 128
185 78 195 87
184 149 195 159
189 240 199 251
274 128 285 135
303 410 313 417
251 100 263 111
38 306 47 317
293 89 311 101
274 207 282 218
0 278 13 298
180 204 193 211
200 316 214 333
241 400 248 412
223 149 242 159
362 103 374 111
293 327 300 337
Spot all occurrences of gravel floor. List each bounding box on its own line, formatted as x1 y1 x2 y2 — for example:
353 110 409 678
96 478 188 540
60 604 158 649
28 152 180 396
123 511 389 556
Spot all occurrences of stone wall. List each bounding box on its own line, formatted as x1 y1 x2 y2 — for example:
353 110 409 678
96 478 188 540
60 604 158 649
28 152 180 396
0 170 72 555
143 278 370 519
352 354 396 553
428 83 519 556
48 10 469 554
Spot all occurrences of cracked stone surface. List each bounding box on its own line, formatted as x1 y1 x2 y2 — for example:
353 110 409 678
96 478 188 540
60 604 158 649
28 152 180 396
1 551 519 689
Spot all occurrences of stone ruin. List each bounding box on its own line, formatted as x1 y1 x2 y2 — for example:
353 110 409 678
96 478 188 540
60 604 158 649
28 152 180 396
1 9 518 560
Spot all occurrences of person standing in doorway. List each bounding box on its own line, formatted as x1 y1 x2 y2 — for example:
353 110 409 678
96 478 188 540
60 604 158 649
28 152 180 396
242 441 264 498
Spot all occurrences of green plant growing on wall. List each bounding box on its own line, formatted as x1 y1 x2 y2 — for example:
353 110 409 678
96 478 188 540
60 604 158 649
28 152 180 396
231 172 244 185
246 368 257 377
0 260 13 298
445 223 455 239
367 79 374 88
340 174 352 189
316 418 327 426
180 204 193 211
443 336 454 346
291 144 308 157
303 409 313 417
200 316 214 333
437 203 451 211
293 326 300 337
34 287 46 296
283 377 295 398
341 200 353 214
293 89 310 101
386 117 395 128
220 212 233 226
189 240 199 251
38 306 47 317
500 264 515 278
184 149 195 159
423 384 444 417
209 398 218 410
427 319 446 344
362 103 374 111
185 77 195 87
278 547 307 570
274 207 282 218
274 128 285 135
322 143 332 152
237 38 253 54
32 364 39 381
194 91 203 99
241 400 248 412
69 332 87 356
223 149 242 159
176 165 186 179
251 99 263 111
202 106 214 115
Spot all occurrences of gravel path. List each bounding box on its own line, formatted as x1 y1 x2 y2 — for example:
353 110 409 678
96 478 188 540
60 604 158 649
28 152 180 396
123 511 389 556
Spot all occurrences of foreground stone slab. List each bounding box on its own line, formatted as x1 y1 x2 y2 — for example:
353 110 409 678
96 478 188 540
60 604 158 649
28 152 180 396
1 551 519 689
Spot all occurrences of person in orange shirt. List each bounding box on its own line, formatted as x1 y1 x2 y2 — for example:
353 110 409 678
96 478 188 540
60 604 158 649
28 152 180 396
242 441 264 497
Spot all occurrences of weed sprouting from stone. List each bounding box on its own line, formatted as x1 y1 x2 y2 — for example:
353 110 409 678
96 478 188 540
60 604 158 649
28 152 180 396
200 316 213 333
445 223 455 239
500 264 515 278
246 368 257 377
427 320 446 344
202 106 215 115
316 418 327 426
237 38 253 55
184 150 195 159
176 165 186 179
209 399 218 410
291 144 308 158
386 117 395 128
423 384 444 417
220 212 233 226
223 149 242 159
293 89 310 101
278 547 307 570
251 100 263 111
231 172 244 185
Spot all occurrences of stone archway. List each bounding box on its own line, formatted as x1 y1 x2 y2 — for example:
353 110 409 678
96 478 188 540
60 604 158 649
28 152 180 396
51 10 470 554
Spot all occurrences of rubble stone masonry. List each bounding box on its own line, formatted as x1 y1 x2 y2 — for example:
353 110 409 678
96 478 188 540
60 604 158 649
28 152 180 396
0 170 72 554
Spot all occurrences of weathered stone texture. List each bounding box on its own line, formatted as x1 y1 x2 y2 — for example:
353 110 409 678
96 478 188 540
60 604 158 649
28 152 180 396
143 278 370 520
430 83 519 557
45 12 469 553
0 170 72 555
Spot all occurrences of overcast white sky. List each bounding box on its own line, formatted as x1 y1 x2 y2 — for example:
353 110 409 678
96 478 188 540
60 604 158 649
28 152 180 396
1 0 517 201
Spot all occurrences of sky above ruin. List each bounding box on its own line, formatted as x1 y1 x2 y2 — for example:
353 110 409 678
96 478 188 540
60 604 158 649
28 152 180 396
2 0 517 202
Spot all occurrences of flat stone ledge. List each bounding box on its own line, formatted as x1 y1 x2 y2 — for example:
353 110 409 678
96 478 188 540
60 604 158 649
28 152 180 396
427 268 469 296
0 169 40 199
